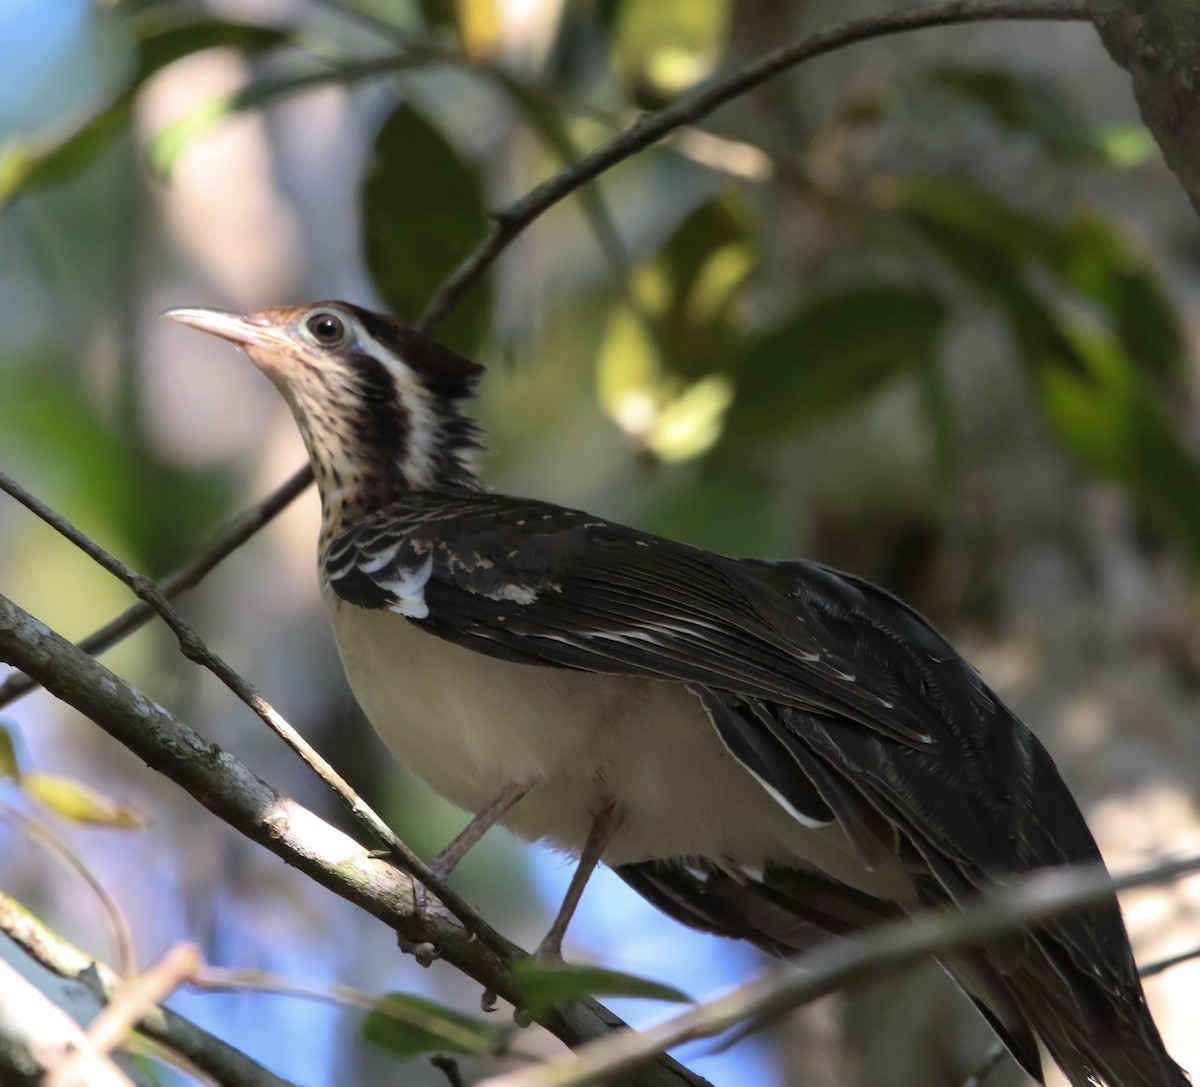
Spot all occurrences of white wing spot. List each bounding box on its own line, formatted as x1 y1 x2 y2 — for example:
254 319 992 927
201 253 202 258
482 583 538 604
379 555 434 619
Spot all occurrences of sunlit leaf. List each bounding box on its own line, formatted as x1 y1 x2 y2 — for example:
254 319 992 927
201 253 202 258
362 104 491 351
723 285 948 447
615 0 734 102
512 960 691 1017
597 306 660 435
0 726 21 781
1093 123 1157 167
363 992 502 1058
24 774 146 828
650 374 734 462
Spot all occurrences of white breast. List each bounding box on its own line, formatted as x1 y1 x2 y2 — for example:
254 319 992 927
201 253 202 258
325 590 916 903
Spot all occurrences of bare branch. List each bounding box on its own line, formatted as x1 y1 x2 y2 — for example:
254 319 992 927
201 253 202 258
0 891 300 1087
0 464 314 712
0 591 711 1087
417 0 1090 335
0 471 514 960
1140 944 1200 980
478 855 1200 1087
0 804 136 980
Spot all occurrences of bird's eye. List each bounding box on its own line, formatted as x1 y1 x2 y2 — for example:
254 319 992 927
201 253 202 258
305 312 347 346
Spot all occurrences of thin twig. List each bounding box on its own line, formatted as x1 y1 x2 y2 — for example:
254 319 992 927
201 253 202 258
0 890 300 1087
48 944 203 1087
0 471 510 961
416 0 1090 334
0 592 711 1087
960 1043 1007 1087
0 803 136 981
1140 944 1200 979
477 854 1200 1087
0 463 314 711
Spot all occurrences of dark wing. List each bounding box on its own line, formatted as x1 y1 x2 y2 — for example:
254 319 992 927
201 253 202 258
325 492 934 748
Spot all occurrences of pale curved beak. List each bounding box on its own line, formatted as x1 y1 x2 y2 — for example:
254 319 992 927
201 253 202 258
162 307 289 351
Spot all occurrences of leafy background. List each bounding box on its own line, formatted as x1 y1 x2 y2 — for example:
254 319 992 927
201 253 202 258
1 1 1198 1085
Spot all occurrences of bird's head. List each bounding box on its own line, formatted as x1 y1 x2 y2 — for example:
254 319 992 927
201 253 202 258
164 301 486 524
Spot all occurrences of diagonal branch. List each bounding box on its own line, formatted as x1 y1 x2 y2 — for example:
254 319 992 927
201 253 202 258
416 0 1090 335
0 471 515 959
0 592 710 1087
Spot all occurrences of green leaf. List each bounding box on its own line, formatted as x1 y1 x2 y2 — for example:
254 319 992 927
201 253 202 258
723 285 948 447
362 992 502 1059
928 66 1100 162
512 960 691 1017
1 20 289 204
890 175 1184 381
1057 211 1184 381
1029 321 1200 565
23 774 146 828
362 103 492 352
882 173 1063 266
0 726 21 781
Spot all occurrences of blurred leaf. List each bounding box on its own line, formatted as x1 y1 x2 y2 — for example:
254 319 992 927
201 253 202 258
888 175 1184 380
597 306 734 462
615 0 733 103
0 726 20 781
723 285 948 448
148 69 334 178
0 363 232 574
928 66 1100 162
1 19 288 204
651 374 734 461
493 75 628 289
1093 122 1157 167
363 992 501 1058
893 177 1200 562
1031 321 1200 564
23 773 146 828
1058 210 1184 380
513 959 691 1017
598 307 659 435
454 0 503 58
878 173 1061 265
362 103 492 351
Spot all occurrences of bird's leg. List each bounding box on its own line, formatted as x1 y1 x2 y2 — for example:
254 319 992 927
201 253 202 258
535 798 623 960
430 781 531 880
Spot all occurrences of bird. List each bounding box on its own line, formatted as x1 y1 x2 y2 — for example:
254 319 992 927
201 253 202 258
164 299 1188 1087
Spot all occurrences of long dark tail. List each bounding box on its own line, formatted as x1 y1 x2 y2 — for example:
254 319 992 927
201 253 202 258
617 858 1190 1087
944 939 1189 1087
